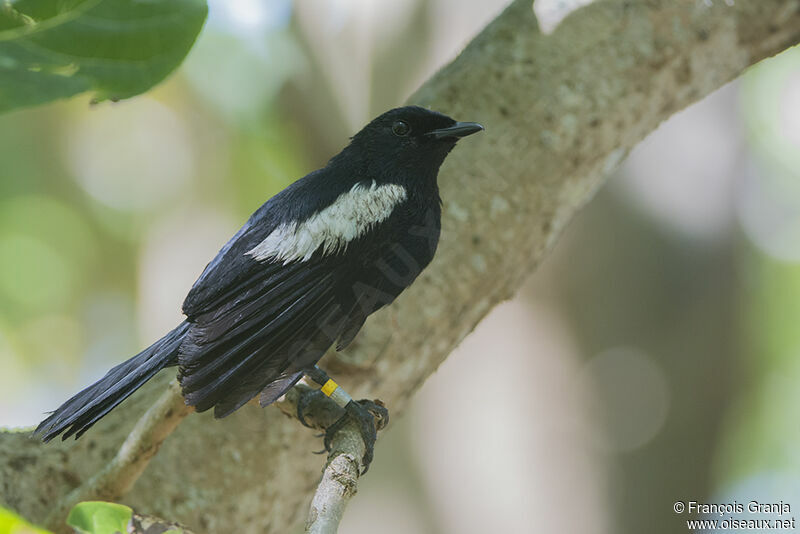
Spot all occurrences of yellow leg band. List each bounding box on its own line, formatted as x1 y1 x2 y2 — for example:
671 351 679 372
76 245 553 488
320 378 352 408
321 379 338 397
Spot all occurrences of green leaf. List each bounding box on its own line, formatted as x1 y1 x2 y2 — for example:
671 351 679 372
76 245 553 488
0 506 52 533
0 0 207 114
66 502 132 534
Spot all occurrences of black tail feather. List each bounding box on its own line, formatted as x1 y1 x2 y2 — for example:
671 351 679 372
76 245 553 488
34 321 191 442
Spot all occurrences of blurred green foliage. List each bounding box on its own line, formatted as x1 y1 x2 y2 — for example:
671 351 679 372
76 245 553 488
0 502 182 534
67 502 132 534
0 0 207 113
711 46 800 492
0 506 50 534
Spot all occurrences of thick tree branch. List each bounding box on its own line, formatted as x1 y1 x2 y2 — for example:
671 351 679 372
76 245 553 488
1 1 798 532
42 381 192 532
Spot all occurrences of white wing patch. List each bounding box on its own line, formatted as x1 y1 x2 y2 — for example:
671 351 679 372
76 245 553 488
247 181 407 264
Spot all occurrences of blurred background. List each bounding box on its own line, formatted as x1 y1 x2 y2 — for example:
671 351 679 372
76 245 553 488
1 1 799 532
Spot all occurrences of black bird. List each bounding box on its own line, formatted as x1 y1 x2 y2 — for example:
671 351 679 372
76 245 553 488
35 106 483 465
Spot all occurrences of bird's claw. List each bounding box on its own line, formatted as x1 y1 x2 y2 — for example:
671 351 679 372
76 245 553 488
296 388 326 428
323 399 389 473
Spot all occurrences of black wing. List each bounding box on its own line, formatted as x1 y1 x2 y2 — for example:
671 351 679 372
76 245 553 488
182 202 280 320
179 254 352 417
177 175 355 417
182 169 341 319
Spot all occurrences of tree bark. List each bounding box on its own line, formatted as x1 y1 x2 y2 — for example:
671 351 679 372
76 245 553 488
1 0 798 532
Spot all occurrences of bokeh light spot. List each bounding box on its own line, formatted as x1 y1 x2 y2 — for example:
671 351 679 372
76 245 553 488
0 233 74 312
138 209 239 340
0 195 97 272
580 347 671 453
618 83 739 239
18 314 84 369
183 29 303 120
207 0 291 32
64 98 194 212
742 46 800 180
737 47 800 262
737 159 800 262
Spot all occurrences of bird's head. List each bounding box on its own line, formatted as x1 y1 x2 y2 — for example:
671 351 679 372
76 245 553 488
345 106 484 181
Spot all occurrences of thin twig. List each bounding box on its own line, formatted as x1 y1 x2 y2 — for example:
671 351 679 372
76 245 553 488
44 380 192 531
305 422 365 534
277 385 374 534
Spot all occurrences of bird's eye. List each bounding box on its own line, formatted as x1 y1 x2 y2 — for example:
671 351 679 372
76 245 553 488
392 120 410 137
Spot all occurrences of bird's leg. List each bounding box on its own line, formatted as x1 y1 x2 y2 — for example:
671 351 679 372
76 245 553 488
301 365 389 472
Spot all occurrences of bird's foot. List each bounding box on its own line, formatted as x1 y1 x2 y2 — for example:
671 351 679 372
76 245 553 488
296 387 327 428
324 399 389 473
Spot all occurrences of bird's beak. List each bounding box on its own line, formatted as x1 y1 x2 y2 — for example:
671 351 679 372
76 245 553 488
427 121 485 140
